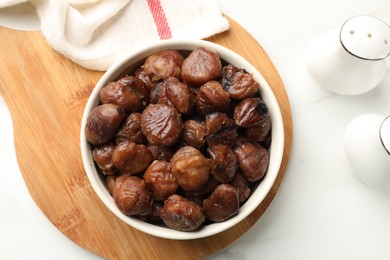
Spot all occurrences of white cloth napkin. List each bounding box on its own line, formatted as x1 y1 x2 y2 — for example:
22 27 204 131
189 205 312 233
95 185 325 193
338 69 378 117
1 0 230 71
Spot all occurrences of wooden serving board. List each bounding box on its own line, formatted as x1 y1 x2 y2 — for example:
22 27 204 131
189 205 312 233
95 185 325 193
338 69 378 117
0 17 292 259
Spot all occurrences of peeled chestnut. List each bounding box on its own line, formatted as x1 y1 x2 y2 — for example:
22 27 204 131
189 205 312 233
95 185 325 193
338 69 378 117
160 194 205 231
106 174 118 195
151 77 194 115
231 172 251 203
234 98 269 128
203 184 239 222
134 67 154 91
146 143 174 162
182 119 205 150
171 146 211 192
205 112 237 147
141 104 182 146
100 76 148 113
244 113 271 142
115 113 146 144
181 47 222 86
92 142 117 175
207 144 238 183
85 104 127 145
195 81 230 116
113 175 153 216
117 75 149 109
112 140 153 175
234 142 270 182
143 49 184 81
144 160 178 201
221 64 259 100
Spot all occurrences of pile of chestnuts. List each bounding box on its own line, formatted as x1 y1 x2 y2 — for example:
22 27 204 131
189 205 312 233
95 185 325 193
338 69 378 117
85 47 271 232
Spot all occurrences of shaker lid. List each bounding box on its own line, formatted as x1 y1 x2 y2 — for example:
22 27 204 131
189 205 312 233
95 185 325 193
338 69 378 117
340 15 390 60
380 115 390 155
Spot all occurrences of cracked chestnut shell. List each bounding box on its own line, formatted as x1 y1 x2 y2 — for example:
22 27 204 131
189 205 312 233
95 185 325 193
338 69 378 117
85 103 127 145
160 194 205 231
141 104 182 146
203 184 239 222
113 175 153 216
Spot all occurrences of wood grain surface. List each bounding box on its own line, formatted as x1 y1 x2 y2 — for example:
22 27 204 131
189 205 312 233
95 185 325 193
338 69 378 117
0 17 292 259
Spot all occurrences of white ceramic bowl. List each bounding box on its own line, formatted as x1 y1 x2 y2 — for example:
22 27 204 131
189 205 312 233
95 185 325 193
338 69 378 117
80 39 284 240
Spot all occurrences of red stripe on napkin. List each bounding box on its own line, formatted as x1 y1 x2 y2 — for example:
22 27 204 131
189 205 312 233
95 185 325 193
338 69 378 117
147 0 172 40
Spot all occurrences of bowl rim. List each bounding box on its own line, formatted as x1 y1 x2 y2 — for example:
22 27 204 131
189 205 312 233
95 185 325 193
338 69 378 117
80 39 285 240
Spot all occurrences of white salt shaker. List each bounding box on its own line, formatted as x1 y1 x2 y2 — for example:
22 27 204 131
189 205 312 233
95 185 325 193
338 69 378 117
307 15 390 95
344 114 390 190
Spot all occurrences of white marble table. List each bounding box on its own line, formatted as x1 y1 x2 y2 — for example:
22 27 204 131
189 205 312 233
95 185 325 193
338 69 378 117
1 1 390 259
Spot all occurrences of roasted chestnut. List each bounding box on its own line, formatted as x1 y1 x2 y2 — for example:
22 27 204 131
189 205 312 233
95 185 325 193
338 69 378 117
92 142 117 175
144 160 178 201
207 144 238 183
113 175 153 216
234 142 269 182
150 77 194 115
231 172 251 203
182 119 205 150
203 184 239 222
181 47 222 86
234 98 269 128
205 112 237 147
115 113 146 144
195 80 230 116
171 146 211 192
143 49 184 81
160 194 205 231
112 140 153 175
221 64 259 100
141 104 182 146
146 143 174 162
85 104 127 145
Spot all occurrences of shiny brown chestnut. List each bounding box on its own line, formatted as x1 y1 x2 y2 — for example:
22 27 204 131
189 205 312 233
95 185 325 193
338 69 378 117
160 194 205 231
221 64 259 100
234 142 270 182
113 175 153 216
85 103 127 145
115 113 146 144
181 47 222 86
144 160 178 201
112 140 153 175
143 49 184 81
234 98 270 128
171 146 211 192
203 184 240 222
141 104 182 146
92 142 117 175
205 112 237 147
207 144 238 183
